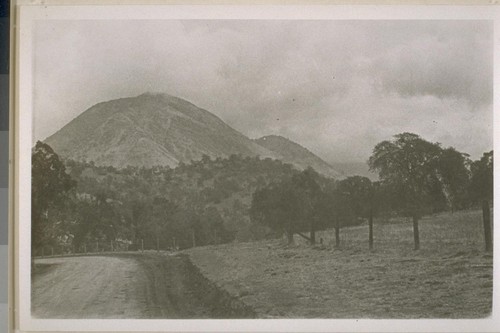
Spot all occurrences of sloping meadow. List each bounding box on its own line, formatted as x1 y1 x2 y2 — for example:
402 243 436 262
186 209 493 318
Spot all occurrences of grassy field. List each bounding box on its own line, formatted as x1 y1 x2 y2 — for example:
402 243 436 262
186 209 493 318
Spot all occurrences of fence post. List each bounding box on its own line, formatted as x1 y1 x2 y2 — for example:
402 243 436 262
141 239 144 253
368 210 374 250
482 200 493 252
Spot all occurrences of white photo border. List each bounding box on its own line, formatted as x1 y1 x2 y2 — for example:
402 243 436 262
14 3 500 332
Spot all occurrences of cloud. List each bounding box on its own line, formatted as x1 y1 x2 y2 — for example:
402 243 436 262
33 19 493 163
369 21 493 108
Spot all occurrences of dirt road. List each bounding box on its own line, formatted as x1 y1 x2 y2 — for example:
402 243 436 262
31 253 254 319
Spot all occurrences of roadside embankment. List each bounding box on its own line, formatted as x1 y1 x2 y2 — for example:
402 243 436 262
32 252 256 318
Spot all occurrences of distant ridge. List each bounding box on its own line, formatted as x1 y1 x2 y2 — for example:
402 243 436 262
254 135 342 178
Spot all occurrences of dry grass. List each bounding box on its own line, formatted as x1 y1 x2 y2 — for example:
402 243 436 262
185 209 493 318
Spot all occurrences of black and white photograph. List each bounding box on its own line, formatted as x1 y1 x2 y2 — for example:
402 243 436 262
14 4 498 332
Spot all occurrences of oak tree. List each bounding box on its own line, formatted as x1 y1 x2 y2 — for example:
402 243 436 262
368 133 442 250
469 151 493 251
32 141 75 256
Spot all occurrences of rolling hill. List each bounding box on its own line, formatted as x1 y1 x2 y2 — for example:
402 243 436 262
45 93 341 178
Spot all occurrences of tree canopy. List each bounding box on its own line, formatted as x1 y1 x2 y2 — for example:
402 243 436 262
250 168 327 244
368 133 444 216
32 141 76 255
32 136 491 254
469 150 493 251
369 133 444 249
368 132 476 250
469 150 493 203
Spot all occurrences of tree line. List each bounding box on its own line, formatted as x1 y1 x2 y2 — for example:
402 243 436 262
250 133 493 251
31 132 493 258
31 142 296 256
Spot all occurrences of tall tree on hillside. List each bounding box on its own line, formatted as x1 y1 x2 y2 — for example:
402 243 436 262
250 168 323 245
436 147 471 212
73 196 100 251
337 176 377 249
32 141 76 256
469 151 493 252
368 133 443 250
146 196 177 251
316 187 354 248
291 167 322 244
126 195 149 247
200 206 234 245
171 209 202 248
250 180 301 244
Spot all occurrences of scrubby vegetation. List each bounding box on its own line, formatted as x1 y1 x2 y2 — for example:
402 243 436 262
32 142 301 255
31 132 493 259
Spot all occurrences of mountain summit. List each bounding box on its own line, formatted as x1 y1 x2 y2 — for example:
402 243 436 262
45 93 274 168
45 93 341 177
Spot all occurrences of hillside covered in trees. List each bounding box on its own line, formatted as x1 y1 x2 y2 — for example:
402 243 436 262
32 143 304 255
31 132 493 257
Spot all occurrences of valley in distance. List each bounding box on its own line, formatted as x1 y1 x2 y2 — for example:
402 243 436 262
31 92 493 319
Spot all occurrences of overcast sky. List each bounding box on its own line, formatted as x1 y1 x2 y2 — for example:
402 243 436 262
33 20 493 163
